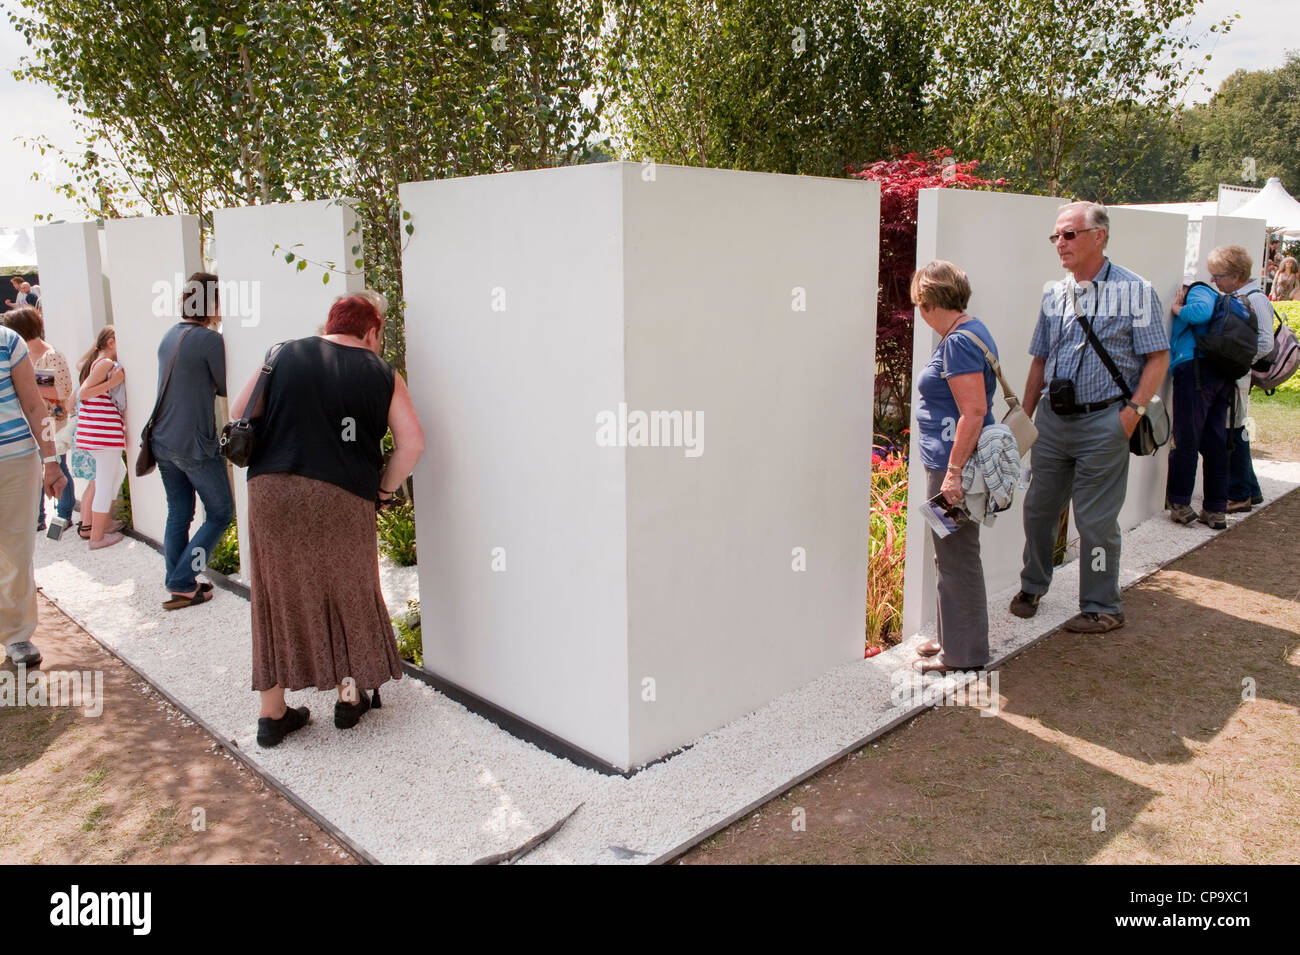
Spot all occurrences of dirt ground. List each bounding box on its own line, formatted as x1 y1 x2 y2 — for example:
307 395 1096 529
678 486 1300 864
0 594 359 865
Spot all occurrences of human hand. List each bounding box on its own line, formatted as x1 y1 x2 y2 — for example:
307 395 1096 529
44 462 67 499
941 468 964 504
109 366 126 386
1119 406 1139 438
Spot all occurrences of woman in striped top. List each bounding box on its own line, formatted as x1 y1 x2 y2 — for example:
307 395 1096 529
74 327 127 549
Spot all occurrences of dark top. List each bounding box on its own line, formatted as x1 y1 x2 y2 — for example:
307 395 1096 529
915 317 998 470
248 337 395 501
151 321 227 460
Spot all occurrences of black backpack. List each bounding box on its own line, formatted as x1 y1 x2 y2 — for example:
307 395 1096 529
1187 281 1258 380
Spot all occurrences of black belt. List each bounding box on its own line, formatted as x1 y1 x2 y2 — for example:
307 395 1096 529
1065 396 1125 415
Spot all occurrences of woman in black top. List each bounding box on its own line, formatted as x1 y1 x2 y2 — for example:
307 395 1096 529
229 293 425 747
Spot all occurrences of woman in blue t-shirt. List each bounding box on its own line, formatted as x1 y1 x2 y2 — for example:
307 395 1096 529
910 260 998 674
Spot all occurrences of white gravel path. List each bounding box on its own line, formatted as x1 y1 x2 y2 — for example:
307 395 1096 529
32 461 1300 864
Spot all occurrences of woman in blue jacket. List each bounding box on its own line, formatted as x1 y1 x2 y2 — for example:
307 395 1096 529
1165 274 1234 529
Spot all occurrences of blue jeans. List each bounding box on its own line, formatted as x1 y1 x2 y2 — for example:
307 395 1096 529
156 454 234 593
1227 426 1262 502
36 454 76 525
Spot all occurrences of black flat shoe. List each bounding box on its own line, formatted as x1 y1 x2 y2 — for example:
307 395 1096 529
334 686 382 729
257 705 311 747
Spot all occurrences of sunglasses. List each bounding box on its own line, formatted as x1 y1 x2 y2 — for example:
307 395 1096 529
1048 228 1100 244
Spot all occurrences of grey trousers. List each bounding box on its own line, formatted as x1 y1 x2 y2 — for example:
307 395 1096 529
1020 403 1130 614
926 467 989 668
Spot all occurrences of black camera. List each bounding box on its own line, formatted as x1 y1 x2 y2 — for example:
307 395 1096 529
1048 378 1078 415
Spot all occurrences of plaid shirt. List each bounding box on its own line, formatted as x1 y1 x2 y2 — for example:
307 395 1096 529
1029 259 1169 405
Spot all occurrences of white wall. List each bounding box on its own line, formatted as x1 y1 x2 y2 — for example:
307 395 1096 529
212 199 363 574
1193 215 1268 283
105 216 203 547
621 166 877 767
32 221 108 362
903 191 1186 636
401 162 877 770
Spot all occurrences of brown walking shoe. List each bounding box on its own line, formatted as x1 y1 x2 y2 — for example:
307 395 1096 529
1009 591 1042 618
1063 611 1125 634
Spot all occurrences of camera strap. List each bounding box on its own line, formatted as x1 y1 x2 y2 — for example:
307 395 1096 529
1066 262 1131 401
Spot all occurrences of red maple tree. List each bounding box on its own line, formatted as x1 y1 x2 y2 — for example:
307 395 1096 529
848 149 1004 435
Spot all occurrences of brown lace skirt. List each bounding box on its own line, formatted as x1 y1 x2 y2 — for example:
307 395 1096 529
248 472 403 692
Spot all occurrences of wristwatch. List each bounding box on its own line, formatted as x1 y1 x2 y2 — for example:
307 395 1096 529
1125 400 1146 417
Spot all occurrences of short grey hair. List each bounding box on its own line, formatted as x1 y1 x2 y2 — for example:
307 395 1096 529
1058 200 1109 247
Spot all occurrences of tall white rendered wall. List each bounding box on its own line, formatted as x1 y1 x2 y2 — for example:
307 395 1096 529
401 165 632 767
212 199 363 574
32 221 109 362
1193 215 1267 282
105 215 203 547
903 191 1186 636
400 162 877 770
621 166 877 767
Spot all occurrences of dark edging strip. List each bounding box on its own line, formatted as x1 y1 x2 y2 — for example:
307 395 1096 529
36 586 379 866
397 661 690 778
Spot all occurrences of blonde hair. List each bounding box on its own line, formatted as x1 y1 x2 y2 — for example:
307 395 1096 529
1206 245 1255 283
910 260 972 312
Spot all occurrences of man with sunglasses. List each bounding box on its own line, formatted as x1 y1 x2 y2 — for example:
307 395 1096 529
1010 201 1170 634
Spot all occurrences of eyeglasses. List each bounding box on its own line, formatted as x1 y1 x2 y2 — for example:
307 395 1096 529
1048 228 1100 244
1209 273 1228 283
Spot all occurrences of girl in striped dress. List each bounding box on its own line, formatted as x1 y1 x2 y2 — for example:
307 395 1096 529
74 327 127 549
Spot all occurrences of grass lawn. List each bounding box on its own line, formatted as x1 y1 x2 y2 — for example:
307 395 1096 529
1252 385 1300 462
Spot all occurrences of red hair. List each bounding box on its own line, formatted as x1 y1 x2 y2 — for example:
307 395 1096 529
325 295 381 338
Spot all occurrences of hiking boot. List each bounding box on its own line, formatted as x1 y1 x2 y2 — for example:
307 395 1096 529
257 705 311 747
1198 510 1227 530
1009 591 1042 618
1168 503 1197 524
1063 611 1125 634
5 641 42 666
1225 499 1252 513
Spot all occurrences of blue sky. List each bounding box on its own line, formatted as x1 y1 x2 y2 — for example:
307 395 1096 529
0 0 1293 227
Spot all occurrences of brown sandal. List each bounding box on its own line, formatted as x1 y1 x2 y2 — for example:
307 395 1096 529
162 589 213 611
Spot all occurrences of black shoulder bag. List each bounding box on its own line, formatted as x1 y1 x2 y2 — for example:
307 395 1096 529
1076 312 1169 457
220 343 286 468
135 325 197 477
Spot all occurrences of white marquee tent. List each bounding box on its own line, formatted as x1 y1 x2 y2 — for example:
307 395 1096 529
1228 177 1300 238
0 227 37 271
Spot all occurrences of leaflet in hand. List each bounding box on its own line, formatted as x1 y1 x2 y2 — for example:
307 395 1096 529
920 492 970 539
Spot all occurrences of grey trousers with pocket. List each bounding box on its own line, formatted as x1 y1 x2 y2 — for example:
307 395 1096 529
927 467 989 668
1019 403 1131 615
